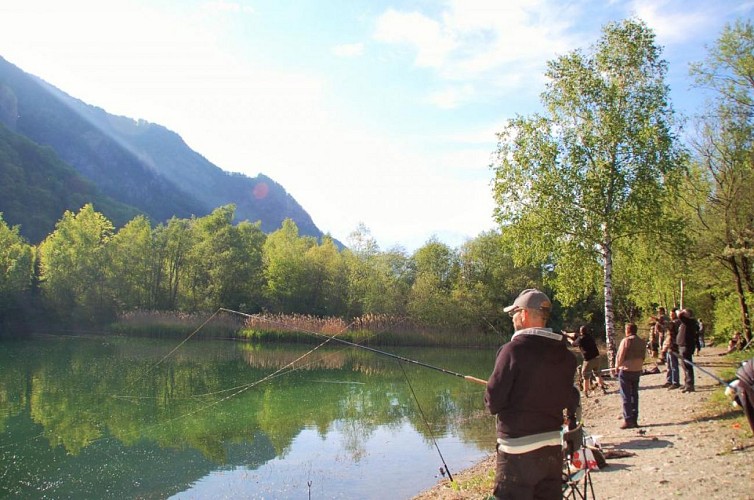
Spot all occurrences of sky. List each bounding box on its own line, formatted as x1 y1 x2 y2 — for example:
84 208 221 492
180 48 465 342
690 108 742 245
1 0 752 252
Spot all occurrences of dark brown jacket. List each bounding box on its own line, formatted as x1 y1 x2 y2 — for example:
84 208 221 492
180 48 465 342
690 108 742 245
484 329 578 439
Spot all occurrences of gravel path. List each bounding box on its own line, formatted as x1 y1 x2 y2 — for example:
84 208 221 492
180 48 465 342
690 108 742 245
412 346 754 499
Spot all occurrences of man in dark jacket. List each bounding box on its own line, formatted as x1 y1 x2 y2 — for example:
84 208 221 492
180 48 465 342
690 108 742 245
677 309 699 393
485 289 578 499
565 325 605 397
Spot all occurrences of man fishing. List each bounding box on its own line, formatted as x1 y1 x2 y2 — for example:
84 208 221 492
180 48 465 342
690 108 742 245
484 289 578 499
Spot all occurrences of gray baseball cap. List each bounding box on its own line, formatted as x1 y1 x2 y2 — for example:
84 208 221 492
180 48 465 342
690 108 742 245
503 289 552 312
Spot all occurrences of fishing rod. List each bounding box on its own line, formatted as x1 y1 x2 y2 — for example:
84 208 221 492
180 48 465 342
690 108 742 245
219 308 488 386
668 350 735 388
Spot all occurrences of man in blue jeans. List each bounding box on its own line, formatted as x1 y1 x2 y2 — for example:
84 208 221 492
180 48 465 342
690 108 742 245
662 310 681 389
614 323 646 429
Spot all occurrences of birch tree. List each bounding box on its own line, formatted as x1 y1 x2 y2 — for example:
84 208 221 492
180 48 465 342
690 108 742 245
491 19 684 365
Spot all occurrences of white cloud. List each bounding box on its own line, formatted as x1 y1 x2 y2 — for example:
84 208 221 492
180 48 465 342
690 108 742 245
332 43 364 58
373 0 580 108
629 0 712 44
374 9 457 68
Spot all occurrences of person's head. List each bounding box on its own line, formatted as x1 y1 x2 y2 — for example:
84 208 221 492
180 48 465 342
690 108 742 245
504 289 551 331
670 310 678 319
578 325 588 337
658 307 666 315
625 323 637 336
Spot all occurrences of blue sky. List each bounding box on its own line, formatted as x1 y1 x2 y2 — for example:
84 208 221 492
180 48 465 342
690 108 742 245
1 0 752 252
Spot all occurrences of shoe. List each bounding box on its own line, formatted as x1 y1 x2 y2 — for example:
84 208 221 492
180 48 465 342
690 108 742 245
668 384 681 390
662 382 672 388
682 386 695 393
620 420 637 429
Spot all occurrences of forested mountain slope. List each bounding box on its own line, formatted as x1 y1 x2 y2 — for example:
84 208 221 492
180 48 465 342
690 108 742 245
0 56 326 242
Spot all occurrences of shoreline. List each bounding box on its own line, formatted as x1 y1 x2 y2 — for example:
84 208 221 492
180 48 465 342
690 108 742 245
412 346 754 499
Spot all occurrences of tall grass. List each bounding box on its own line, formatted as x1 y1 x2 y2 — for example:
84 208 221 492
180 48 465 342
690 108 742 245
240 312 500 347
111 310 244 339
110 310 501 347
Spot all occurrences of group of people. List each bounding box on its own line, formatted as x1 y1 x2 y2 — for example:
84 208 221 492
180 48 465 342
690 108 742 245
482 289 704 499
650 306 701 393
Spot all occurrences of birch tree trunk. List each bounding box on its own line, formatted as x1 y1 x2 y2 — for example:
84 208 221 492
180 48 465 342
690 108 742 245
603 241 617 369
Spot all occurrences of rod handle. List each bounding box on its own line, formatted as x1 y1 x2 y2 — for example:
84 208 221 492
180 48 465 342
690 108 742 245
464 375 488 386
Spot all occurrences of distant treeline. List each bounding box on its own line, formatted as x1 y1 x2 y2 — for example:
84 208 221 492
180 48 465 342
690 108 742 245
0 203 562 342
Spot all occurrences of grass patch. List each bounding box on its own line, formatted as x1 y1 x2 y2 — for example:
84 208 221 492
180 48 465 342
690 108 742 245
705 351 753 439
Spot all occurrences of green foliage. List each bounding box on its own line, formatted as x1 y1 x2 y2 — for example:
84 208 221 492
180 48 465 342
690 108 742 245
38 204 116 324
711 290 754 342
491 19 685 353
107 215 158 310
454 231 541 337
262 219 317 313
0 214 34 324
687 19 754 339
408 238 465 327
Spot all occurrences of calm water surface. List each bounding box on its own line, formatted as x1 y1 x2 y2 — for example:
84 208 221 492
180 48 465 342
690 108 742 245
0 334 496 499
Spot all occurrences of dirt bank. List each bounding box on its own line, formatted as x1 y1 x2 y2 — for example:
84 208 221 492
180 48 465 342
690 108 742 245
412 346 754 499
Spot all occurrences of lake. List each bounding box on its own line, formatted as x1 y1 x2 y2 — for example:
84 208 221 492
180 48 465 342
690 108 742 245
0 334 497 499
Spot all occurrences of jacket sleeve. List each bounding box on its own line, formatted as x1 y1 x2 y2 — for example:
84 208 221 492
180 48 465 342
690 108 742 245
615 338 626 370
484 347 514 415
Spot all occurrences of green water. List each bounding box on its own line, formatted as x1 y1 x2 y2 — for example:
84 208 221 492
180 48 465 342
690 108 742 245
0 334 496 499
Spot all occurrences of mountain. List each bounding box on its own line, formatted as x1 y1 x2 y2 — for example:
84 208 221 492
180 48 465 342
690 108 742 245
0 55 329 243
0 123 142 243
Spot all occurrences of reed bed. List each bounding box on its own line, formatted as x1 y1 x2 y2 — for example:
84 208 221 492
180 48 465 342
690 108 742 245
110 310 499 347
111 310 244 338
240 312 498 348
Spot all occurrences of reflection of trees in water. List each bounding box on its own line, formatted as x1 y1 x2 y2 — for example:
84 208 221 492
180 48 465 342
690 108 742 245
0 336 491 465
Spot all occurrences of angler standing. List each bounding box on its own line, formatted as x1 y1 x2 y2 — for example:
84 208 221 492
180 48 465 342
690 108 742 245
677 309 699 393
485 289 578 499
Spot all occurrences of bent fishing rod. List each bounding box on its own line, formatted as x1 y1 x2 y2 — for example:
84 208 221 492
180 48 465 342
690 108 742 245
669 350 736 389
219 308 488 386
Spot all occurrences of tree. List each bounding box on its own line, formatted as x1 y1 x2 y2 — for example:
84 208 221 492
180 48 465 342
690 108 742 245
491 19 685 365
304 236 349 317
0 214 34 329
38 204 115 324
184 205 258 311
455 231 542 338
152 217 193 310
343 224 412 317
687 19 754 341
262 219 317 313
408 238 462 327
107 215 157 310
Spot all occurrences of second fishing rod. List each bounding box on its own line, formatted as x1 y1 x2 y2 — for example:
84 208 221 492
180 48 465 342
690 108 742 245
219 308 488 386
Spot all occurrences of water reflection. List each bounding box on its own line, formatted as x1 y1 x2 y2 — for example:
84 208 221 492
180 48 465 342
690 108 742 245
0 335 495 498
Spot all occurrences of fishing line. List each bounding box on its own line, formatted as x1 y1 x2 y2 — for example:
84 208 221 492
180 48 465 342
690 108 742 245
124 308 224 391
222 308 489 482
396 359 455 482
123 313 362 437
220 308 488 386
669 351 736 389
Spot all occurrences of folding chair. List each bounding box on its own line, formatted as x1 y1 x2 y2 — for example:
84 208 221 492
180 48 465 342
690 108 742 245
561 424 596 499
